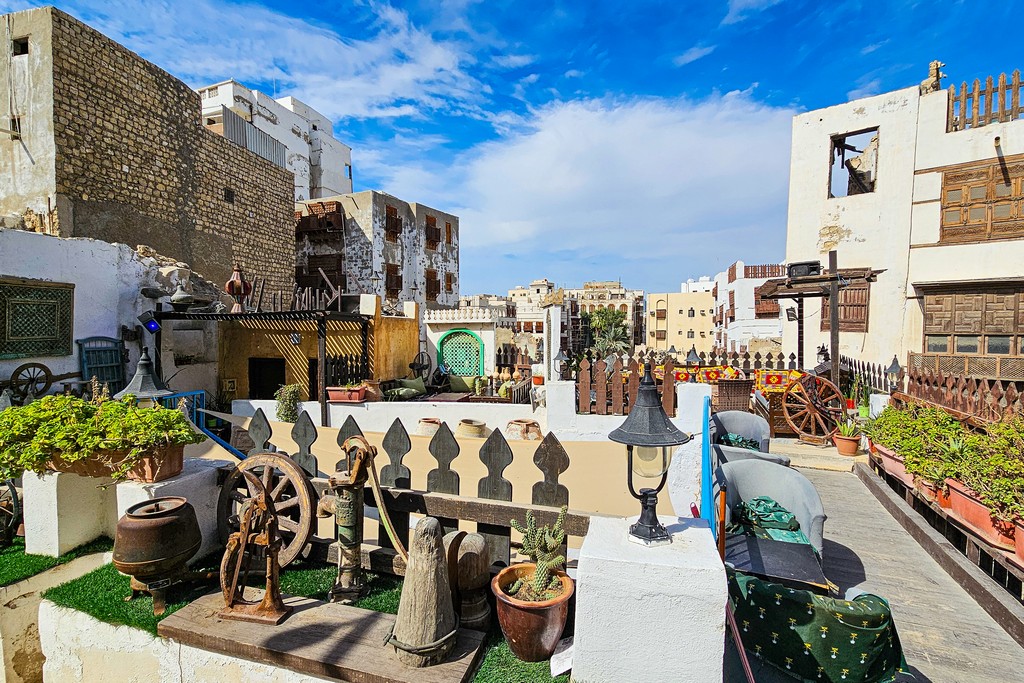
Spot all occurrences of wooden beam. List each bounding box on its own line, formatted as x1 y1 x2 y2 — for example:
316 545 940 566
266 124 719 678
317 313 327 426
828 250 840 384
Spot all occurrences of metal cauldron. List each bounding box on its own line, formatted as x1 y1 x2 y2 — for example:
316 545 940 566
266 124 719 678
113 496 201 584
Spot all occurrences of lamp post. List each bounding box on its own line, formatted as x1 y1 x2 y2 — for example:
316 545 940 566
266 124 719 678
685 344 701 383
816 344 830 365
553 350 570 381
609 363 691 546
885 355 901 393
370 272 382 293
113 347 172 407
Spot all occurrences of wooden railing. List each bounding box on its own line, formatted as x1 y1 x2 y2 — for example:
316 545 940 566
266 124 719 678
947 71 1024 132
744 264 785 279
577 354 674 416
902 366 1024 422
243 409 591 573
908 351 1024 381
840 355 893 394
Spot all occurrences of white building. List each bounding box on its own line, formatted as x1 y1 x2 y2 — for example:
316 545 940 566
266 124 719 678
780 62 1024 381
199 80 353 202
712 261 785 353
682 276 715 293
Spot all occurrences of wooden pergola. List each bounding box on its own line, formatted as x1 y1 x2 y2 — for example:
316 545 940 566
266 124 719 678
758 250 883 382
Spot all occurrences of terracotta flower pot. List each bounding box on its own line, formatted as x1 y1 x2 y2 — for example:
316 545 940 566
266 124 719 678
455 419 487 439
532 375 545 386
946 478 1015 550
506 419 542 441
1015 519 1024 566
833 434 860 457
47 444 184 483
326 386 366 402
874 443 913 487
492 563 574 662
416 417 443 437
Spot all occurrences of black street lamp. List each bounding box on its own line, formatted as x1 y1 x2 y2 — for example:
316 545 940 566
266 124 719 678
885 355 902 392
609 363 691 546
685 344 701 383
553 350 570 380
816 344 830 365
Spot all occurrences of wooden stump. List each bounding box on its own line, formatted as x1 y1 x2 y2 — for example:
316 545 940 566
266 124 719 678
391 517 457 667
444 531 491 632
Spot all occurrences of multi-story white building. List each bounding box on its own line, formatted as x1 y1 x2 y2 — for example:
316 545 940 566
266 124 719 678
295 191 459 309
199 80 353 202
779 62 1024 381
712 261 785 353
682 276 715 293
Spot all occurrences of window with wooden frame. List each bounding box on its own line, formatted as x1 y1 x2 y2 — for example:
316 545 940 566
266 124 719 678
0 278 74 359
385 263 402 298
445 272 454 293
445 222 453 245
829 129 878 198
385 205 402 243
425 215 441 250
922 289 1024 356
425 269 440 302
754 285 780 319
298 254 345 290
821 282 870 332
940 159 1024 243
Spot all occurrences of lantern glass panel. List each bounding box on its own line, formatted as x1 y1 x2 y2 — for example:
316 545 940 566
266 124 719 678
632 446 672 478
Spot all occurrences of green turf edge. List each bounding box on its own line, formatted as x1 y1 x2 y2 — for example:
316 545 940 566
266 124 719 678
0 536 113 588
41 558 568 682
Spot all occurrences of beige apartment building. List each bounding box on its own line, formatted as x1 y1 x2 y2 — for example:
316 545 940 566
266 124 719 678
646 291 715 354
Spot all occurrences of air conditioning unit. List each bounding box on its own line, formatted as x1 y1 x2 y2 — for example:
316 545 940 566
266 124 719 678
787 261 821 279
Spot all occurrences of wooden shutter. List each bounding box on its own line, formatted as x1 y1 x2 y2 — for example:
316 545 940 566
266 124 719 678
821 283 870 332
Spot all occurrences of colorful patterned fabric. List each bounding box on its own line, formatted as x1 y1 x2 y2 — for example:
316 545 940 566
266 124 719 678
729 571 908 683
756 369 804 393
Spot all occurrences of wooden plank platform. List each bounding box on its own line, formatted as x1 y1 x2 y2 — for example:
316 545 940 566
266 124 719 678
158 591 485 683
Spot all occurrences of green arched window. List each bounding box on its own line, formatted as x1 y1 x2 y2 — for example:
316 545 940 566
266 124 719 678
438 329 484 375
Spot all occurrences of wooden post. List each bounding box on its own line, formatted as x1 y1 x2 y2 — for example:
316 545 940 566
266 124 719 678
318 314 328 426
828 250 840 384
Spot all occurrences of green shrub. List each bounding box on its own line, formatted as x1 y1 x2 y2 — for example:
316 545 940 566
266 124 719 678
962 417 1024 522
273 383 303 423
0 393 206 481
866 405 969 487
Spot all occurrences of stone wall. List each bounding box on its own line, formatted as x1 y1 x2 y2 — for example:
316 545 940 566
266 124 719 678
45 8 294 300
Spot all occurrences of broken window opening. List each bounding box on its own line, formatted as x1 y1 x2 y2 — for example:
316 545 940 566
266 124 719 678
223 187 235 203
12 37 29 56
829 129 878 198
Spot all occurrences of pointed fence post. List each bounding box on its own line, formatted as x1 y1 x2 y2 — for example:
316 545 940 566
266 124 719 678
531 433 570 558
477 430 514 566
247 408 272 453
427 423 460 535
379 418 412 551
334 415 365 471
290 412 319 477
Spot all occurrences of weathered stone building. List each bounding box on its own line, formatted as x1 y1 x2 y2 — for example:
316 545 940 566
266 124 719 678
1 7 295 299
295 190 460 309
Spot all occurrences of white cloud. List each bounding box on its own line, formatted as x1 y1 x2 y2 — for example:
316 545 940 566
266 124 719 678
564 69 585 78
673 45 716 67
370 91 796 291
722 0 783 25
860 40 889 55
38 0 484 122
491 53 537 69
847 78 882 101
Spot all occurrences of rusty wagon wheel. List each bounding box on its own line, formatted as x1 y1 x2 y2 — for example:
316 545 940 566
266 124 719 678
216 452 316 568
0 480 21 547
10 362 52 400
782 374 845 443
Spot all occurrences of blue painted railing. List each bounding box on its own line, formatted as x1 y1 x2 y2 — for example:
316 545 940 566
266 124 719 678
699 394 715 539
160 391 245 460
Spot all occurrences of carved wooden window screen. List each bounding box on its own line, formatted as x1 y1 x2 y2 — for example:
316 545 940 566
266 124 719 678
425 216 441 251
0 278 74 359
941 161 1024 243
821 282 870 333
923 289 1024 356
385 263 402 298
754 285 780 318
385 205 401 243
445 222 453 245
425 269 440 302
445 272 454 293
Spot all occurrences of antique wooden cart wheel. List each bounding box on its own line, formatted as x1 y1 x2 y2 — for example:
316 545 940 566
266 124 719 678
782 374 846 443
216 452 317 568
0 480 21 546
10 362 52 400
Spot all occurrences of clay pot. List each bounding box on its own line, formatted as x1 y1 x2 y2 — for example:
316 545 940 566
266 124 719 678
506 419 543 441
833 434 860 457
47 444 184 483
326 386 366 402
946 478 1015 550
532 375 545 386
492 564 574 662
874 444 913 487
455 419 487 439
113 496 202 583
1015 519 1024 567
417 417 443 437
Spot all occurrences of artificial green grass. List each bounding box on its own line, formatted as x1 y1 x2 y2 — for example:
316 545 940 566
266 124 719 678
42 556 568 682
0 535 113 588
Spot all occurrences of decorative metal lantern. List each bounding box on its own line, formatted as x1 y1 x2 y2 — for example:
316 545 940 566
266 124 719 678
885 355 901 392
685 345 701 383
816 344 830 365
553 350 570 380
224 266 252 314
608 363 691 546
114 347 172 405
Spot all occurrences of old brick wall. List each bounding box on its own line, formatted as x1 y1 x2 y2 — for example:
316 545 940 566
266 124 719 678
48 9 294 300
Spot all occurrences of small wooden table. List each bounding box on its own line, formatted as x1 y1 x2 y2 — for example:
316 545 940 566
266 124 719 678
159 592 486 683
725 534 829 593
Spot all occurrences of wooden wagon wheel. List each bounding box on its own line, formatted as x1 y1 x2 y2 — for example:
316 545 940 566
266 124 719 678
0 480 21 546
10 362 52 400
216 452 316 568
782 374 845 443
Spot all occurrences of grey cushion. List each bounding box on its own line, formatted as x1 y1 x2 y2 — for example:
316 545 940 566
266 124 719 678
710 411 771 453
720 459 826 555
713 444 791 468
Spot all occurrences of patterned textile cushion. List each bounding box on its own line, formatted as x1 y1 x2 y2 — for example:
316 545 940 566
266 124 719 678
385 387 421 401
720 432 761 451
449 375 478 393
396 377 426 395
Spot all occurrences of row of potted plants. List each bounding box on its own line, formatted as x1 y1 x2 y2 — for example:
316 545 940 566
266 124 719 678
0 390 206 484
865 404 1024 563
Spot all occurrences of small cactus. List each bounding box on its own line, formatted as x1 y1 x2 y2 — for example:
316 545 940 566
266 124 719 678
507 506 567 601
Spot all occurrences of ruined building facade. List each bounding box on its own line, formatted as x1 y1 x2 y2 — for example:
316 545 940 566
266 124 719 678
295 190 460 309
0 7 295 299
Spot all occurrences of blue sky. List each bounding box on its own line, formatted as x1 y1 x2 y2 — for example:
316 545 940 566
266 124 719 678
5 0 1021 294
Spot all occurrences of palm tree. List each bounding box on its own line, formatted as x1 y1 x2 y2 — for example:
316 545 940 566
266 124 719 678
592 323 629 357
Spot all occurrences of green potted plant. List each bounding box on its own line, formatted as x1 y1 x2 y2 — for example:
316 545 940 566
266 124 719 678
491 506 574 662
833 419 861 456
858 384 871 418
274 383 303 422
0 392 205 483
325 381 367 403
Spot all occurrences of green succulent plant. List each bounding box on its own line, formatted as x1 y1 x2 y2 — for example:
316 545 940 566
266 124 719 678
507 506 567 602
